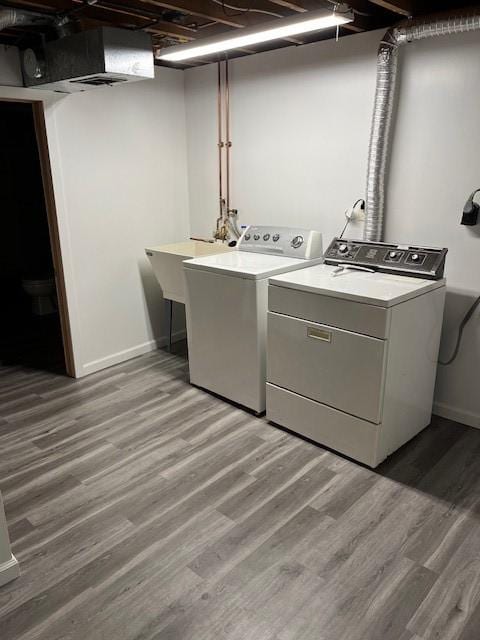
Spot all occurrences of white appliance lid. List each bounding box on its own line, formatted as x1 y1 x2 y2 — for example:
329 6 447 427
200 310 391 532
269 264 445 307
183 250 320 280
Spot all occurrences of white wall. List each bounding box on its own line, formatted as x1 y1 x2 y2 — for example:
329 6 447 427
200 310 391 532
185 30 480 428
185 33 375 241
0 48 190 376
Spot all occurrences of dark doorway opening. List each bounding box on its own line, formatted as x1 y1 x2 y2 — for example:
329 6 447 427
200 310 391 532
0 101 70 374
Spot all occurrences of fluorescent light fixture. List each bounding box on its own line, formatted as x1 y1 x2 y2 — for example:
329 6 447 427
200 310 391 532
157 9 353 62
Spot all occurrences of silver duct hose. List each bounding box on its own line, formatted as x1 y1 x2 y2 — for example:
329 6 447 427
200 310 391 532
0 5 68 34
365 11 480 241
0 7 37 30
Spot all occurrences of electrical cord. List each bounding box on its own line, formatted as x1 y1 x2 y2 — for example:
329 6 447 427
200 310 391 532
339 198 364 238
213 0 282 18
339 217 350 239
215 0 351 20
438 189 480 364
438 295 480 365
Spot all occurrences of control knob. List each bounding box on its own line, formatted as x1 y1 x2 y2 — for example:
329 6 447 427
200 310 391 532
411 253 420 262
253 234 260 241
244 234 251 241
291 235 304 249
272 233 280 242
389 251 398 259
338 243 349 254
263 233 270 241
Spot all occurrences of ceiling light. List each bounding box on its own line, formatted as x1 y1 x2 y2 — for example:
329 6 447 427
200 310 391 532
156 9 353 62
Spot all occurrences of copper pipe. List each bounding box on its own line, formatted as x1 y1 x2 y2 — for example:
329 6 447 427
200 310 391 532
216 61 224 230
215 57 237 241
225 54 231 213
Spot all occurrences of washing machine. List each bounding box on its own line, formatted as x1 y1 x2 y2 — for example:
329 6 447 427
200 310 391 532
184 226 323 413
266 237 448 467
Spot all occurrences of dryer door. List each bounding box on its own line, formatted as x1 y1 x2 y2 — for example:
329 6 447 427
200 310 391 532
267 312 387 424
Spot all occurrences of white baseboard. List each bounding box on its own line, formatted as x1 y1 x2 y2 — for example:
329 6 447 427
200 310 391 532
0 554 20 587
433 401 480 430
79 329 187 377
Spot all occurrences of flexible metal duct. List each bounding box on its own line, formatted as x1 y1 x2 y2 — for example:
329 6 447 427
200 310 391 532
365 11 480 241
0 5 67 34
0 6 46 31
0 7 30 30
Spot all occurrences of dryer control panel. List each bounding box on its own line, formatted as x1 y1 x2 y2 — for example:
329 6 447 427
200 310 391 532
239 226 323 260
325 238 447 280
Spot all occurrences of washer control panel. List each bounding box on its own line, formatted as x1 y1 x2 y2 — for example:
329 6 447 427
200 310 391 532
239 226 323 260
325 238 447 280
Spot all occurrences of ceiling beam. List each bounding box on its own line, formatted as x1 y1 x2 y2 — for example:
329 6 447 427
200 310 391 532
263 0 306 12
214 0 293 17
92 0 209 32
0 0 283 28
144 20 197 37
366 0 413 16
262 0 392 30
4 0 308 49
345 7 396 31
136 0 311 47
263 0 390 16
0 0 416 65
0 0 64 12
343 21 364 32
5 0 213 38
132 0 289 28
0 0 155 26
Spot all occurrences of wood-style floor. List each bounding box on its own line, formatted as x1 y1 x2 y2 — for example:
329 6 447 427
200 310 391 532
1 346 480 640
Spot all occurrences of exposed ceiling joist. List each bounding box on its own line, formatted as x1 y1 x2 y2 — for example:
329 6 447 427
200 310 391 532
145 20 197 38
262 0 306 12
134 0 311 48
0 0 474 68
367 0 412 16
130 0 288 28
343 21 364 32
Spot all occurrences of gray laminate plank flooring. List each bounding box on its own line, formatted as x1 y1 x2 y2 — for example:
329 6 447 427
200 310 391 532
1 345 480 640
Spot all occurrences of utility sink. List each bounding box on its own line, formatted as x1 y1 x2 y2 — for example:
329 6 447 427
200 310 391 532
145 240 232 304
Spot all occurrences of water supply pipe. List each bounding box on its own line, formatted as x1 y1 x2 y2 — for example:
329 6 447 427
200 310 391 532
225 55 231 214
365 9 480 242
215 61 227 241
224 55 241 240
214 56 240 241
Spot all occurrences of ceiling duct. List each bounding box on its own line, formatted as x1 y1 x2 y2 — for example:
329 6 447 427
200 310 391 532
365 10 480 242
0 5 53 31
21 26 154 93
